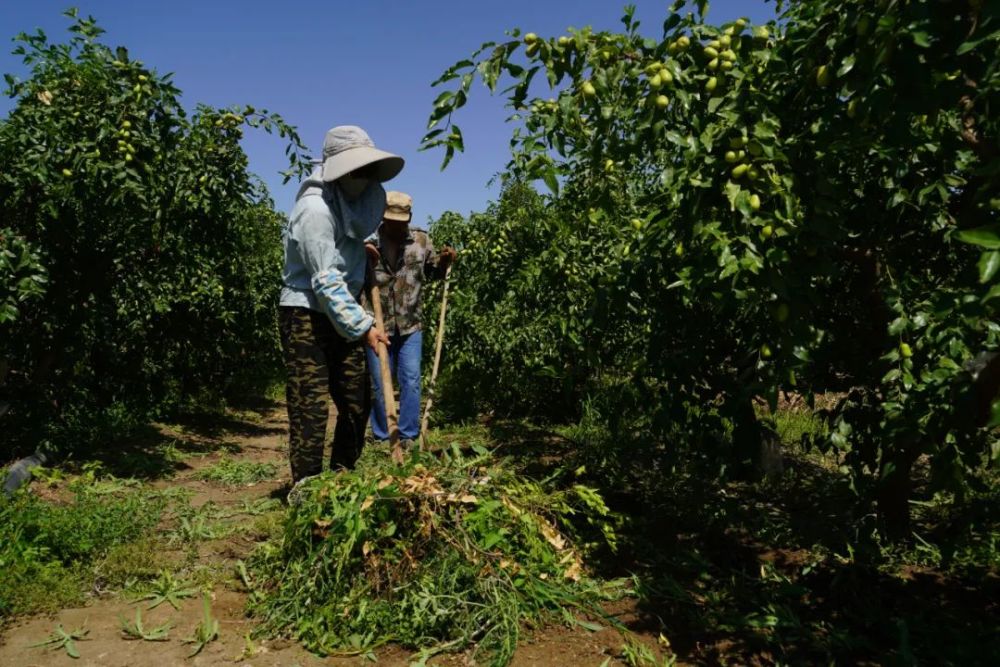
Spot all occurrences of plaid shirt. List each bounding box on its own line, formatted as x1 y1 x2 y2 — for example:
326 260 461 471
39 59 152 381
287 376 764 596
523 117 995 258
365 228 447 336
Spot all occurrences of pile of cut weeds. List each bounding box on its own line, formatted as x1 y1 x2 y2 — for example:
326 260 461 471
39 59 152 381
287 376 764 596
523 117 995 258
247 446 623 665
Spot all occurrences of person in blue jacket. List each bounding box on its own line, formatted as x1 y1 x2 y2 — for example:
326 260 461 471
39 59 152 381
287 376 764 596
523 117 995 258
278 126 403 483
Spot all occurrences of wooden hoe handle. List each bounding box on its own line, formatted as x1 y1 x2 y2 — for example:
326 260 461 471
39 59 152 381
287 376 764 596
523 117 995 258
368 284 402 464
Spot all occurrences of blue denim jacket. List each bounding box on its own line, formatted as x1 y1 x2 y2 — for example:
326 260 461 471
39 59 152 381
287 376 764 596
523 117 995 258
279 168 385 341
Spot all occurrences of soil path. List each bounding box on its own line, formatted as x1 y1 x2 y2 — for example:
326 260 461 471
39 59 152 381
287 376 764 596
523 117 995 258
0 405 650 667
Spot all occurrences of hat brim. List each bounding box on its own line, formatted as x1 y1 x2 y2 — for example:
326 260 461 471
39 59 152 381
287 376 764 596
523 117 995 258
383 210 411 222
322 146 404 183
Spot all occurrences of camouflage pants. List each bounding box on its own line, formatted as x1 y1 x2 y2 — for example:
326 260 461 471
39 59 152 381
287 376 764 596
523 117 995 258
279 306 371 482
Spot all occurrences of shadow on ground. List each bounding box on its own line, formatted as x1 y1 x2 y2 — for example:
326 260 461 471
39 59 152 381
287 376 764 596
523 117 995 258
473 419 1000 666
82 396 285 480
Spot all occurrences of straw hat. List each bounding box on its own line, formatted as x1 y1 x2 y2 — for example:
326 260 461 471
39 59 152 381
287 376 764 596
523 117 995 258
320 125 404 183
383 191 413 222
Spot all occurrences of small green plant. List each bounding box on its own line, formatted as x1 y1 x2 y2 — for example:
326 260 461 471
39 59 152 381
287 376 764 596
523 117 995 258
170 503 229 544
236 560 253 590
29 465 67 487
184 593 220 657
28 624 89 659
174 514 219 543
120 608 171 641
620 634 676 667
234 633 261 661
194 458 277 486
140 571 196 611
161 440 188 464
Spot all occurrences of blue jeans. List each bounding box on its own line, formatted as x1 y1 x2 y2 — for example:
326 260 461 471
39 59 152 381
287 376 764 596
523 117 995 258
367 330 422 441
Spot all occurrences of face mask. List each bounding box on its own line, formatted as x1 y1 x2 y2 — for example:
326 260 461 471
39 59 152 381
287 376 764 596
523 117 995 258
337 174 369 200
382 221 408 241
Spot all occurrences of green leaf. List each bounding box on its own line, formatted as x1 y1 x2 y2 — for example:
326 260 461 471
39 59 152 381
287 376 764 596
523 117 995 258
978 251 1000 284
983 284 1000 303
541 168 559 196
836 54 856 77
574 618 604 632
910 31 931 48
724 181 742 211
957 28 1000 55
888 317 908 336
432 90 455 108
421 128 446 143
988 400 1000 429
956 225 1000 249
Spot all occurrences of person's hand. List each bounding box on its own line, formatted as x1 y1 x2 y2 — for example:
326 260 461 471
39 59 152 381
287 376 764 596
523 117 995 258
365 242 380 268
366 323 390 352
439 246 457 269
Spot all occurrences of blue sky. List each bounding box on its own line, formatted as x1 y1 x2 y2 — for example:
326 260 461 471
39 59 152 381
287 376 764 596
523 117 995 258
1 1 776 225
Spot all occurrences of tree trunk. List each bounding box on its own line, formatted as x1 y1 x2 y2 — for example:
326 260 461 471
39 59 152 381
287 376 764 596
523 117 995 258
877 450 918 541
732 397 761 475
732 396 782 479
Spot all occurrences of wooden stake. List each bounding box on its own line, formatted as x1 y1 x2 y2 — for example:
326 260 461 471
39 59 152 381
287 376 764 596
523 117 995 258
421 264 452 444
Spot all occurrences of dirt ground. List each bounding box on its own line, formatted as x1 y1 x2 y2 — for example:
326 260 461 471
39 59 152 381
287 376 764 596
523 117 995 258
0 405 660 667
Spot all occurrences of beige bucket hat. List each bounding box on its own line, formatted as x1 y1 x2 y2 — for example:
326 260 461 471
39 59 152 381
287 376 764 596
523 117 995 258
383 191 413 222
320 125 404 183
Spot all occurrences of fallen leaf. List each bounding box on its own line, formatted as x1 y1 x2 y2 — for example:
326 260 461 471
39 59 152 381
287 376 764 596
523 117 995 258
539 521 566 551
501 496 523 516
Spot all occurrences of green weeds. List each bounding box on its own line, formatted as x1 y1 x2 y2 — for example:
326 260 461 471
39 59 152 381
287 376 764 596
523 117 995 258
771 407 826 452
95 537 177 590
619 634 676 667
220 497 282 517
139 570 196 611
235 633 262 660
248 446 622 665
28 624 89 659
183 593 220 657
169 502 233 544
0 480 167 616
119 608 172 641
195 457 277 486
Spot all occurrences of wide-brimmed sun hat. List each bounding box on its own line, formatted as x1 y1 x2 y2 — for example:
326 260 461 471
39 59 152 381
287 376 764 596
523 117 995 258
383 191 413 222
320 125 404 183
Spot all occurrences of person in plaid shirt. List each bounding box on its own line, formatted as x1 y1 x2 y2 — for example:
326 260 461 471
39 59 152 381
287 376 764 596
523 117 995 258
364 191 455 445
